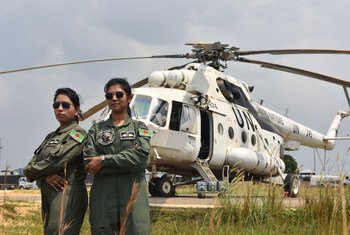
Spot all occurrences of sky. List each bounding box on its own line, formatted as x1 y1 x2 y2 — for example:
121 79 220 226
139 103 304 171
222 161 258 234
1 0 350 175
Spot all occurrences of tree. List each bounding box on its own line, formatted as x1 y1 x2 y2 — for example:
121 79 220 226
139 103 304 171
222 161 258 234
283 155 298 173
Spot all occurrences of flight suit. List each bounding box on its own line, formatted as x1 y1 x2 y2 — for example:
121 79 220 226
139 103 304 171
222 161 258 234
83 115 151 235
24 121 88 235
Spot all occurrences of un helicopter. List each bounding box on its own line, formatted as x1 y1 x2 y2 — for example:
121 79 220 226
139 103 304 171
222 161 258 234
2 41 350 198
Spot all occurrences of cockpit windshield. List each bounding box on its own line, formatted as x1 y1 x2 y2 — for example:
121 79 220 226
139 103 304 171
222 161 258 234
131 95 152 119
131 94 169 127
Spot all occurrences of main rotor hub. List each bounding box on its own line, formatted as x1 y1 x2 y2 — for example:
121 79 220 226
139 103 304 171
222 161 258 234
185 41 239 69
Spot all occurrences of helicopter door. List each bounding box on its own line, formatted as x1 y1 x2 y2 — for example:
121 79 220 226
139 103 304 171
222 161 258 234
169 103 213 161
198 110 213 160
167 101 201 161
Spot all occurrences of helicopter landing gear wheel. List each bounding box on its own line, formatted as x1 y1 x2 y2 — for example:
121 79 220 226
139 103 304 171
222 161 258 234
157 177 175 197
148 177 160 197
284 173 300 198
197 193 206 199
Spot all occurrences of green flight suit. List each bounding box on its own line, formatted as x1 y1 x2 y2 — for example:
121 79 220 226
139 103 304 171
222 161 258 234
83 115 151 235
24 121 88 235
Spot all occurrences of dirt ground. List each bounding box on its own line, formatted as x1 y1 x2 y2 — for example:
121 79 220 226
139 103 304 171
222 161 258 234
0 188 304 208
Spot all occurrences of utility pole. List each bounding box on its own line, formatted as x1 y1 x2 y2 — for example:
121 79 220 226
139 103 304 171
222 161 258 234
0 138 2 172
313 148 316 174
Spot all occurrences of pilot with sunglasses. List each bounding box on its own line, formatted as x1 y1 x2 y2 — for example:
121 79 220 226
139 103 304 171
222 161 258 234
24 88 87 235
84 78 151 235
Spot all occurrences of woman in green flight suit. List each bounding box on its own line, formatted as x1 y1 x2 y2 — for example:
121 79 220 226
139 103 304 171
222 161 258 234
24 88 88 235
84 78 151 235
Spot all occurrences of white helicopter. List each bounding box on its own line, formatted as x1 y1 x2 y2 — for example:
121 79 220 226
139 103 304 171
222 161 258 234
2 41 350 198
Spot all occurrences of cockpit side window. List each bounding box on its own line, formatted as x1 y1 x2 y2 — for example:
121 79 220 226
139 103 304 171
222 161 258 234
217 78 248 108
150 99 168 127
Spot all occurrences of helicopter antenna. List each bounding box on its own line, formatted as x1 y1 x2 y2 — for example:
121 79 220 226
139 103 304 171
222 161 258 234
342 86 350 108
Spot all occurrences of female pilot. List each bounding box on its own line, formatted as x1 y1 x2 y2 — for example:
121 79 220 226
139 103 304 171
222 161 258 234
24 88 87 234
84 78 151 235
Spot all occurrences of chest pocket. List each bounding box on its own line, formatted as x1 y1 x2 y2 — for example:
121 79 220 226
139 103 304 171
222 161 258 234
46 140 67 160
34 134 55 154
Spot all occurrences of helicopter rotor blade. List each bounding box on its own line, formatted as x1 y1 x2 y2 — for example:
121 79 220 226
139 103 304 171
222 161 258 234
238 57 350 88
131 78 148 88
0 54 186 75
80 100 108 121
237 49 350 56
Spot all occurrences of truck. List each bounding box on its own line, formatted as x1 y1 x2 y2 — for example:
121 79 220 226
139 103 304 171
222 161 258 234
18 177 37 189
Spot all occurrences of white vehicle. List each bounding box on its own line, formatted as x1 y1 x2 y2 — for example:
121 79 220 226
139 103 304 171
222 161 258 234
310 175 350 187
3 42 350 198
18 177 37 189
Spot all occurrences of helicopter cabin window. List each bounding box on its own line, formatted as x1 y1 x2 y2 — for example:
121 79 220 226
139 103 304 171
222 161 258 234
180 105 197 134
131 95 152 119
217 123 224 135
241 131 247 143
169 101 197 134
251 134 256 146
228 127 234 139
150 98 168 127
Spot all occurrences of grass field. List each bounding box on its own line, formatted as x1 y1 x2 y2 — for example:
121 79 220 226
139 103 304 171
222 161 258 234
1 182 350 234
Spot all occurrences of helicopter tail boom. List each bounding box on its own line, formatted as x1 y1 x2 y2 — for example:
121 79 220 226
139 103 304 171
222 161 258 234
323 111 350 149
254 104 349 151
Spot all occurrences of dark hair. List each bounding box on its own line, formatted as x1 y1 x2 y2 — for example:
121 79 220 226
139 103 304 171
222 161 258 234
54 87 82 120
104 78 132 116
104 78 132 95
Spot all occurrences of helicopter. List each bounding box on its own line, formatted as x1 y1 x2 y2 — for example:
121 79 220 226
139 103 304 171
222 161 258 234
2 41 350 198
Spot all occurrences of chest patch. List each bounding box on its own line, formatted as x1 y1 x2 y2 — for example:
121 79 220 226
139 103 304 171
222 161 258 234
98 130 115 145
120 131 135 140
47 139 60 147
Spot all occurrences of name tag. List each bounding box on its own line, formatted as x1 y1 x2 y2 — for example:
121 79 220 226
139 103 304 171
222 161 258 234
47 139 59 146
120 131 135 140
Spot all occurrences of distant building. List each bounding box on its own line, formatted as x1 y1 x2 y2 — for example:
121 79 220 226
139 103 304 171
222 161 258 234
0 168 24 176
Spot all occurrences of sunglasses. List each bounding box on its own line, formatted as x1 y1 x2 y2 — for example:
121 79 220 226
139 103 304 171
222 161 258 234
52 101 72 109
105 91 125 100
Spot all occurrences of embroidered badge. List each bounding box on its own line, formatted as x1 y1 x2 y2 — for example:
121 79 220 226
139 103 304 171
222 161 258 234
138 129 153 137
98 130 115 145
47 139 60 146
120 131 135 140
70 130 85 143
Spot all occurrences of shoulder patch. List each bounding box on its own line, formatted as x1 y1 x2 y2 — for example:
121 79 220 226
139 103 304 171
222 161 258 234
70 130 85 143
138 128 153 137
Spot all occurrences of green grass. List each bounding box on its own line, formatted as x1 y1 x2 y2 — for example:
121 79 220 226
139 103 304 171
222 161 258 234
1 182 350 234
151 183 350 234
0 201 91 234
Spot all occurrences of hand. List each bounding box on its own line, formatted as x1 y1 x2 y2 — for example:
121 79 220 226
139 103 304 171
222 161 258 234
85 156 103 175
45 174 67 191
